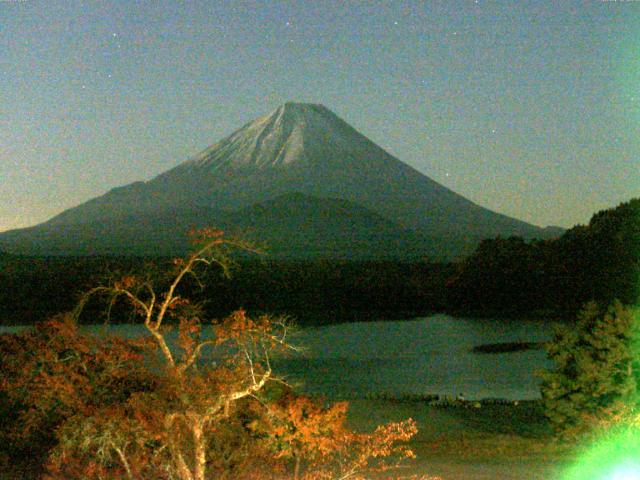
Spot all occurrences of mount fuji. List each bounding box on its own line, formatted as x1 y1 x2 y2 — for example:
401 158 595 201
0 103 560 259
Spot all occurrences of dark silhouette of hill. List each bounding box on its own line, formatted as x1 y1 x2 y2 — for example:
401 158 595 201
446 197 640 316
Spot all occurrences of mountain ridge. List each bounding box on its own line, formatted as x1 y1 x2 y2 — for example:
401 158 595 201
0 102 561 258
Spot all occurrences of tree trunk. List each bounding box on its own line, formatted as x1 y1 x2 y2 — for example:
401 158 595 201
174 452 194 480
193 419 206 480
113 444 135 480
294 455 301 480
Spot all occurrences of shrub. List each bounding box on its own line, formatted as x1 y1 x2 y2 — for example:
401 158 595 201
0 314 156 475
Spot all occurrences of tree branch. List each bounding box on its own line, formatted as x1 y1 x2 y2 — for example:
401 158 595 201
112 443 135 480
177 340 216 374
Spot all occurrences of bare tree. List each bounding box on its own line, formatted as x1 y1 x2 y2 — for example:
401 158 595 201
71 228 294 480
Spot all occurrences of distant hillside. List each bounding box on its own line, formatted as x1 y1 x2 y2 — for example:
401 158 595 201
446 197 640 316
0 193 475 259
223 193 473 260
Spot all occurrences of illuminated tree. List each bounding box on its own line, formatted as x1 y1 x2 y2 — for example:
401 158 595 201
265 392 417 480
38 229 289 479
0 228 420 480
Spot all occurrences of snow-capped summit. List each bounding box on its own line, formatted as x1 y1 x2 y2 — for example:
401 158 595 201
169 102 381 173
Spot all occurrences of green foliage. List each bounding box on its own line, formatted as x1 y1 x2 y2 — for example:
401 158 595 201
446 236 551 315
447 197 640 316
538 300 640 435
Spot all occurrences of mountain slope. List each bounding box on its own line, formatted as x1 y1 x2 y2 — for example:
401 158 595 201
226 192 457 259
0 103 557 258
0 193 457 258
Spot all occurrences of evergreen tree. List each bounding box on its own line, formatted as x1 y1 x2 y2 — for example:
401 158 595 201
539 300 640 435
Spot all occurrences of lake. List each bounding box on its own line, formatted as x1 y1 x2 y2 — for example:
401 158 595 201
1 314 553 400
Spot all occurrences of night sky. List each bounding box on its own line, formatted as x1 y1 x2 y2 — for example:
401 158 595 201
2 0 639 233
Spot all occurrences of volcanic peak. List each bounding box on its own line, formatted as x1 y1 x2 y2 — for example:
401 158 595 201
173 102 369 174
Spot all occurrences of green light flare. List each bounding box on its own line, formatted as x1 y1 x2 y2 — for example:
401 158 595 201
562 426 640 480
608 463 640 480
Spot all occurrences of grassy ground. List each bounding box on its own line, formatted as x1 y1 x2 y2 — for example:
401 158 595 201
346 399 574 479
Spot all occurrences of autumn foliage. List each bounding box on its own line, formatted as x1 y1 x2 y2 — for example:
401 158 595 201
0 229 419 479
266 393 417 480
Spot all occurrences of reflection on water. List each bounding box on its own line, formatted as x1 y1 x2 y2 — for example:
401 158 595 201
1 314 552 400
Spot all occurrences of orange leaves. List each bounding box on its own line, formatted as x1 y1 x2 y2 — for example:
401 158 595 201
216 308 254 344
113 275 137 291
177 316 201 359
214 309 288 354
121 275 136 289
188 227 225 246
270 394 349 460
2 310 420 480
0 229 425 480
216 309 260 347
0 314 157 446
265 393 418 480
166 294 190 311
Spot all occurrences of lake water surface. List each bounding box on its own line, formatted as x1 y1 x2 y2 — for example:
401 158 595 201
1 315 553 400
